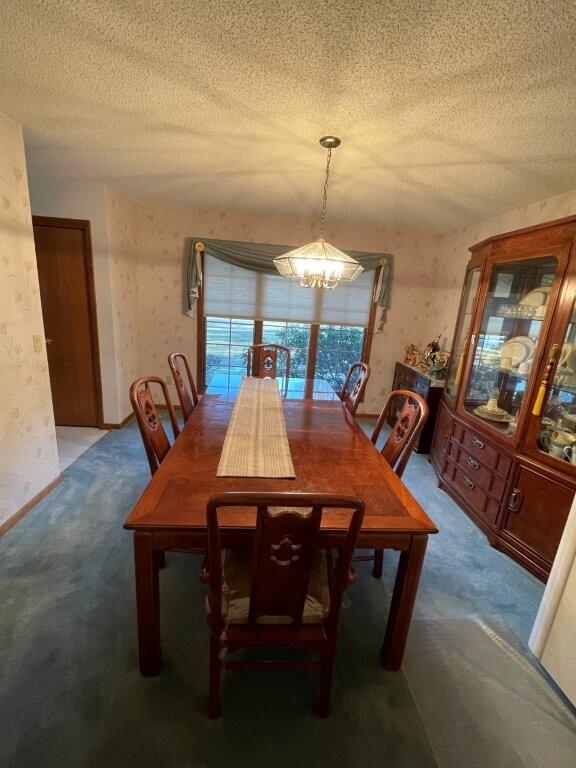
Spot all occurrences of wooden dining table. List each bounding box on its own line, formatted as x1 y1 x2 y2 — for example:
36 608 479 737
124 378 438 677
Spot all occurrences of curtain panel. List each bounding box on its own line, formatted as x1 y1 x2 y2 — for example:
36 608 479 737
184 237 393 327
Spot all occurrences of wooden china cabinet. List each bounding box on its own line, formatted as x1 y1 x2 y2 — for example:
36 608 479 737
431 215 576 581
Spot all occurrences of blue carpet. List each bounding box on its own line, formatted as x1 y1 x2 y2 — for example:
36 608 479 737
0 417 574 767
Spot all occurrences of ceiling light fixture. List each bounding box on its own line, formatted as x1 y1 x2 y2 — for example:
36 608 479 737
273 136 363 290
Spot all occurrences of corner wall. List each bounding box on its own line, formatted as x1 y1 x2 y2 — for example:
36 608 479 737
0 113 59 527
106 189 139 419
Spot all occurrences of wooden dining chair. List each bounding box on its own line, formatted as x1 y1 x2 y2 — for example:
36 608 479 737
130 376 180 476
246 344 291 394
168 351 199 422
362 389 429 578
339 362 371 415
131 375 207 573
205 491 364 718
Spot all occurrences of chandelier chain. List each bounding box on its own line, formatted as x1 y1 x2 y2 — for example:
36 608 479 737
319 147 332 240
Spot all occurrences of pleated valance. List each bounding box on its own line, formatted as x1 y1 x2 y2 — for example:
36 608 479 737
185 237 392 328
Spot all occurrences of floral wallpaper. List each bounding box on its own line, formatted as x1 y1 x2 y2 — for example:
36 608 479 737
134 200 442 414
107 189 140 418
26 171 576 455
0 113 59 526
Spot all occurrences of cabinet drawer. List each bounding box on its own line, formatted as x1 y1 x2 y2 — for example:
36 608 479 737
447 442 507 500
443 460 487 511
453 424 512 478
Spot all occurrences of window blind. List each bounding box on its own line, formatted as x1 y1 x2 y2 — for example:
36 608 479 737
204 254 373 326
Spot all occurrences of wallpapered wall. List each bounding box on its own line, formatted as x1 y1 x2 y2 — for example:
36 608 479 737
429 188 576 347
28 173 576 427
14 114 576 530
135 201 442 414
106 189 139 418
0 113 59 527
28 179 123 422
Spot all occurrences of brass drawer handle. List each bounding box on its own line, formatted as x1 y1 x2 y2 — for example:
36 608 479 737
468 457 479 470
508 488 522 512
463 477 476 490
472 437 485 449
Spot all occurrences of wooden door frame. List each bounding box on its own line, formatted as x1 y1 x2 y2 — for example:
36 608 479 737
33 215 104 428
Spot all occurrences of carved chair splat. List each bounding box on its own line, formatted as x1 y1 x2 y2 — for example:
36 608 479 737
358 389 428 578
130 376 180 476
206 492 364 718
168 351 199 422
246 344 291 395
339 362 371 416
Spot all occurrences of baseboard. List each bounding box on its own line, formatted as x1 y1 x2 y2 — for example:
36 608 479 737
102 412 134 430
357 412 380 419
0 475 64 537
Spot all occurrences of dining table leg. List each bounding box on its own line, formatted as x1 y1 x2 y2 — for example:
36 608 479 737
134 531 162 676
380 534 427 670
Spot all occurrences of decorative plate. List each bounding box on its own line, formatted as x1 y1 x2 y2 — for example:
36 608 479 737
474 405 513 423
519 286 551 307
500 335 535 367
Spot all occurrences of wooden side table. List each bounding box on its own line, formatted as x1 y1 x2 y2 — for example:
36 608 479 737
388 362 444 453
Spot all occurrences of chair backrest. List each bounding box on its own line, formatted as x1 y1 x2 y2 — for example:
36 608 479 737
247 344 291 384
168 352 199 422
371 389 429 478
206 492 364 637
130 376 180 476
339 362 371 415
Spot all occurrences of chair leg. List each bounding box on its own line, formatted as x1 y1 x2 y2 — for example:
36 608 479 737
316 647 335 717
208 637 222 719
199 551 209 584
372 549 383 579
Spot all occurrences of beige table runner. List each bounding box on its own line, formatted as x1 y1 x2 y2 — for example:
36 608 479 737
217 377 296 478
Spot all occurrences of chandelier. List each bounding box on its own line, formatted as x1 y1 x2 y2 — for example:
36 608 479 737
273 136 363 290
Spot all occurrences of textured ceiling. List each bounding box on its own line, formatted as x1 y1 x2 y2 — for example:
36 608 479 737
1 0 576 231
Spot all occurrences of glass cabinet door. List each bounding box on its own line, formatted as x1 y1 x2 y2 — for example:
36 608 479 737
445 267 481 399
536 298 576 463
463 255 558 435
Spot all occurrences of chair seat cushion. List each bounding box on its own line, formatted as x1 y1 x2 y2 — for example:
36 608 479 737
213 549 330 625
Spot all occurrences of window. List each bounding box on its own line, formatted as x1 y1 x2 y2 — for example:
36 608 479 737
205 317 254 394
204 317 366 394
262 321 311 378
204 254 373 325
315 325 365 390
201 252 380 396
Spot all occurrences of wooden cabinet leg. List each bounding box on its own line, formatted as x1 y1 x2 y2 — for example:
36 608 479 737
380 535 427 670
134 531 162 676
